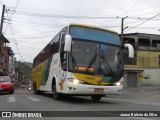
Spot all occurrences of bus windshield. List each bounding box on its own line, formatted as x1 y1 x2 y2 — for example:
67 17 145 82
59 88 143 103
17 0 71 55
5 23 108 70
70 26 120 45
69 40 123 76
69 26 123 76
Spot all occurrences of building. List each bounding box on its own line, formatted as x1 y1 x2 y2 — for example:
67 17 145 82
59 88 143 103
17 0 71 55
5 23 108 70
0 34 15 78
122 33 160 87
0 34 9 75
8 47 15 78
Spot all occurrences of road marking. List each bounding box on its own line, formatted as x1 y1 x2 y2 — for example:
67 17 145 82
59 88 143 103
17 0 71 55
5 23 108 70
27 96 41 102
8 96 16 103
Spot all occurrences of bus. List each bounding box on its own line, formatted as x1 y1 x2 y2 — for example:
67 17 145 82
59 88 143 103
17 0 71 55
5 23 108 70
32 23 134 102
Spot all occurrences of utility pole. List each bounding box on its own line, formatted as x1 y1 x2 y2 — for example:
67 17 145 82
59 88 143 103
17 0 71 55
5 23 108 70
121 16 128 44
18 60 20 81
0 5 5 35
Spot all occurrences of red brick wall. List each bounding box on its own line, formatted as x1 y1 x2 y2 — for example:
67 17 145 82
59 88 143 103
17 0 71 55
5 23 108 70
0 42 9 70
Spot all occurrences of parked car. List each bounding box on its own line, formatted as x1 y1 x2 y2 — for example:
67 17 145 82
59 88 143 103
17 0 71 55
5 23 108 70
0 76 14 94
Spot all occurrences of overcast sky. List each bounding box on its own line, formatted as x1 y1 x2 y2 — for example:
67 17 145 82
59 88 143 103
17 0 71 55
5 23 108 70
0 0 160 62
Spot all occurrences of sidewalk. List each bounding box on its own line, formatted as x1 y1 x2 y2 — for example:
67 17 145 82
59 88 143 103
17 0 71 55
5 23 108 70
122 86 160 98
108 86 160 100
106 86 160 107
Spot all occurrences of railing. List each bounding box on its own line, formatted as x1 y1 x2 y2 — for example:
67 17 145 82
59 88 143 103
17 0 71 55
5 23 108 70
138 46 160 51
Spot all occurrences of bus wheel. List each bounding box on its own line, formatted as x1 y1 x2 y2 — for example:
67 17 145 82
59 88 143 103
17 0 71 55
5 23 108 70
52 82 61 100
91 95 101 102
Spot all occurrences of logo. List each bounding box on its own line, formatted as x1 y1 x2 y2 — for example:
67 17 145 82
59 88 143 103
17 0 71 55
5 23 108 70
98 80 102 85
59 80 64 90
2 112 11 117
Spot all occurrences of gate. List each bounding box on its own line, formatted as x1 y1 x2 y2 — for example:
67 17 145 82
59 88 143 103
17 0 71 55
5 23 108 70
127 72 137 87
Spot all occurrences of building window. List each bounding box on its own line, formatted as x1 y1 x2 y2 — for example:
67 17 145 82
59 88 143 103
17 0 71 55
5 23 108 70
152 40 160 49
159 55 160 65
138 38 150 47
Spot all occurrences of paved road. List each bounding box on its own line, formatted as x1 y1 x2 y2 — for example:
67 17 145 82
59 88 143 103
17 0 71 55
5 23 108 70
0 88 160 120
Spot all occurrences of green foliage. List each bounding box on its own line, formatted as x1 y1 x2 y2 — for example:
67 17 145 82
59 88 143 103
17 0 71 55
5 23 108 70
14 61 32 82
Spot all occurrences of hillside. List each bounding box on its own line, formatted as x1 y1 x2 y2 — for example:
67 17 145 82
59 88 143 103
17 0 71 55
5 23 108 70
23 62 33 68
14 61 32 82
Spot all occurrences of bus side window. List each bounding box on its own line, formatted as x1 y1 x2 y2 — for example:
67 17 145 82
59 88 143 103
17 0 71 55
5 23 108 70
60 27 67 52
60 27 67 71
61 52 67 71
51 34 60 54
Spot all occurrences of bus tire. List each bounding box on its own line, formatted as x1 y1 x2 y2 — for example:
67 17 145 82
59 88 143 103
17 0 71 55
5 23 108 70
91 95 101 102
52 81 61 100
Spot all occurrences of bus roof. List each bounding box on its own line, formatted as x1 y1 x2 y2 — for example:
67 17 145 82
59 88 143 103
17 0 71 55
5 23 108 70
69 23 118 34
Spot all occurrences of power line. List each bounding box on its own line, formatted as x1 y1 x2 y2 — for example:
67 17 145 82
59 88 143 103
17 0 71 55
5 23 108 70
106 0 145 26
11 19 65 27
15 42 43 48
121 0 145 15
14 0 20 10
15 40 46 46
2 0 25 62
127 27 160 29
101 0 137 25
6 11 24 61
8 39 46 46
125 14 160 32
8 36 53 39
5 29 58 37
14 10 160 21
9 24 24 61
16 11 119 19
0 0 4 6
4 0 20 33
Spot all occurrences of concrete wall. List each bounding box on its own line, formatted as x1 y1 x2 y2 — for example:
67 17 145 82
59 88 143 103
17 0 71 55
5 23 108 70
137 68 160 87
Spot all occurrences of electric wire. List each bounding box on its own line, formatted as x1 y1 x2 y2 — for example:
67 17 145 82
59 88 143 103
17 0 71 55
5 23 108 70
4 0 20 33
125 14 160 32
6 11 24 61
0 0 3 6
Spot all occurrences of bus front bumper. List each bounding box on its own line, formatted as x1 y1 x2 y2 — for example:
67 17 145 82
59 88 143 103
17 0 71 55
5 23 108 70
67 82 123 95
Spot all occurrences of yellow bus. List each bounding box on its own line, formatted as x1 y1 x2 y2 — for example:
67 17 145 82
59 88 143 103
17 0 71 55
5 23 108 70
32 23 134 102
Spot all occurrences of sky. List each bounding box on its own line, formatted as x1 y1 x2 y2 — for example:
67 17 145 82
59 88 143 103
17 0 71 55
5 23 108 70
0 0 160 62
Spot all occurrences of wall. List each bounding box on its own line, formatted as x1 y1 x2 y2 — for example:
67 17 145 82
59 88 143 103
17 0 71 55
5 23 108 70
137 68 160 86
137 51 160 68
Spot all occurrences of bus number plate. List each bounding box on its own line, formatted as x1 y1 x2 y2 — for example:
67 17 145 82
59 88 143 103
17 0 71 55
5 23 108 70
94 88 104 92
0 87 3 90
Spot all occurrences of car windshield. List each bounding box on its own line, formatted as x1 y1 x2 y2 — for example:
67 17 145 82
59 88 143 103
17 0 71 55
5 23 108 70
68 39 123 76
0 77 11 82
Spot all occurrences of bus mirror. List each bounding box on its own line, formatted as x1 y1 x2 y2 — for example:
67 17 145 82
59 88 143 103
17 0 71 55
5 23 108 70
124 43 134 58
64 35 72 52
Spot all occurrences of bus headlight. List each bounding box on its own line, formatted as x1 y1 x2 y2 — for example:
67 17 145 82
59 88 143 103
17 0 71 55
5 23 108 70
114 82 121 86
68 78 84 84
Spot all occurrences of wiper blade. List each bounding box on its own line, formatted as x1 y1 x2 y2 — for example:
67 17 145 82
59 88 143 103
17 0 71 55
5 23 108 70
71 54 77 67
86 47 98 72
101 50 113 74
